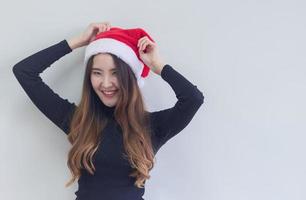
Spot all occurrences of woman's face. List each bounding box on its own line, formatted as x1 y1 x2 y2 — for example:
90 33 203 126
90 53 120 107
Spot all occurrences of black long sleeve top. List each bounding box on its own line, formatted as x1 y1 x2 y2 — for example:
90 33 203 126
12 39 204 200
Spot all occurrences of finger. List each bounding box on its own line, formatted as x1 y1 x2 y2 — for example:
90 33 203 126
141 40 151 52
137 36 148 47
99 24 108 33
103 22 111 31
142 40 153 52
98 25 103 33
141 37 154 48
139 40 145 51
106 23 111 31
104 25 108 32
141 39 155 51
101 22 111 29
137 38 143 48
103 21 111 26
94 22 108 28
97 22 109 26
139 39 148 51
105 24 110 31
138 37 149 50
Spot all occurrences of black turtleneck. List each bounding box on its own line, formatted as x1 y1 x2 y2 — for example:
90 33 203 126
100 101 116 118
12 39 204 200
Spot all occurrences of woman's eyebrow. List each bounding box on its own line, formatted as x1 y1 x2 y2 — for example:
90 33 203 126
92 67 117 71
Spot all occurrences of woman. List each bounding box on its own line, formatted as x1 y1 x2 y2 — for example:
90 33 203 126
12 22 204 200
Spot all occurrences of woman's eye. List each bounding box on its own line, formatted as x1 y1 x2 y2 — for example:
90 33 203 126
93 71 100 75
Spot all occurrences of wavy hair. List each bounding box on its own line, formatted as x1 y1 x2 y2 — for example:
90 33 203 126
64 53 156 188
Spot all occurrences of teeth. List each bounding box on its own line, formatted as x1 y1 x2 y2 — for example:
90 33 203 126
102 90 117 95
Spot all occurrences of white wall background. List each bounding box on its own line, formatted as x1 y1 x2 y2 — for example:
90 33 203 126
1 0 306 199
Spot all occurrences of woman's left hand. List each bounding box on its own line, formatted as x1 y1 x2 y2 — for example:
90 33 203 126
138 36 165 75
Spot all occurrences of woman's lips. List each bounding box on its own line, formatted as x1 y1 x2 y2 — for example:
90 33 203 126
101 90 118 98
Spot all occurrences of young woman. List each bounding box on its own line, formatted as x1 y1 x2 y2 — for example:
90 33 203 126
12 22 204 200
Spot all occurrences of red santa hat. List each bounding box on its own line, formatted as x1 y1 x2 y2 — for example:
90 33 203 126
84 27 155 88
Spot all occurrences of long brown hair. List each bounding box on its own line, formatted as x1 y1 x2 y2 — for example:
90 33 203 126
64 53 156 188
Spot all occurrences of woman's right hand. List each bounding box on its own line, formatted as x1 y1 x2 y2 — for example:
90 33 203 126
68 22 112 50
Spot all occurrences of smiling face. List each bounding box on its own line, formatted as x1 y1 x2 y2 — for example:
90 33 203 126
90 53 121 107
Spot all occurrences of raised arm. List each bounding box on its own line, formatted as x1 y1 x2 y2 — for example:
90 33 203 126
149 64 204 148
137 35 204 149
12 40 77 134
12 22 113 135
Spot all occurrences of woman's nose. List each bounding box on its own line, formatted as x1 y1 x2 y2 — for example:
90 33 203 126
101 76 113 87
